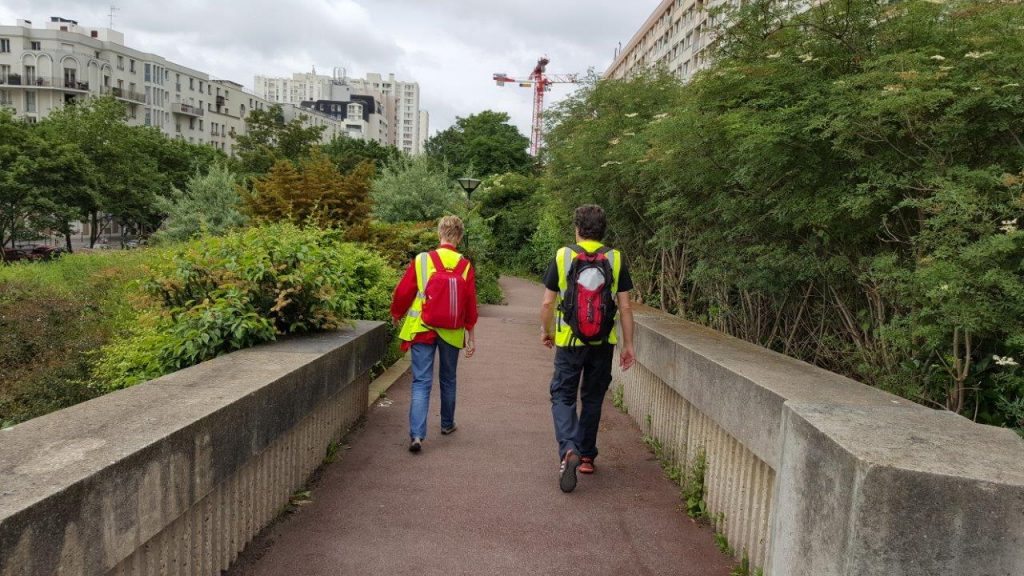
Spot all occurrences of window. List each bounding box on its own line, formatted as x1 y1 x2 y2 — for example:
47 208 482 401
117 55 124 70
0 39 9 53
189 78 194 90
198 119 203 131
25 91 35 113
24 65 36 85
30 41 41 51
145 109 151 126
130 59 136 73
0 65 8 83
144 63 151 82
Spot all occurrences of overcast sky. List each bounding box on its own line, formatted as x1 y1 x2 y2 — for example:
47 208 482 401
0 1 659 138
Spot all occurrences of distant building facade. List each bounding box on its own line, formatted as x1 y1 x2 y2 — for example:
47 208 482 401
0 17 347 154
605 0 726 82
255 70 428 155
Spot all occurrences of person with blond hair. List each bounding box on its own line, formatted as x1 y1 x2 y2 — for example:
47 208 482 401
391 215 478 453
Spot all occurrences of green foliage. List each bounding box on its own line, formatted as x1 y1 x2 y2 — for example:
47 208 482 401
233 105 326 176
424 110 534 177
40 97 220 244
715 530 732 556
0 110 96 250
730 553 753 576
322 136 403 174
474 172 544 271
539 0 1024 428
371 154 464 223
92 224 395 390
153 164 247 243
611 383 626 412
683 451 709 520
0 251 152 426
347 220 438 270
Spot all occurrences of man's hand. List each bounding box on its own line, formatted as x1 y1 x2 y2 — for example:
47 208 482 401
541 331 554 349
391 316 401 328
465 330 476 358
620 344 636 371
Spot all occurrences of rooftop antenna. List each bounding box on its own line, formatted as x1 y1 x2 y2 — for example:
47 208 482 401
107 5 119 28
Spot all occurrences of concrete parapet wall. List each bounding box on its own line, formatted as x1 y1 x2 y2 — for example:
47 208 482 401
613 306 1024 575
0 323 386 576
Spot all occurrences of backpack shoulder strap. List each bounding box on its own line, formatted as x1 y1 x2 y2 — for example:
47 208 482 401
596 246 612 255
567 244 584 255
453 257 470 277
428 249 447 272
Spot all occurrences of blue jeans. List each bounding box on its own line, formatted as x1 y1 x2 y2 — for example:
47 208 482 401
409 339 460 440
550 344 615 461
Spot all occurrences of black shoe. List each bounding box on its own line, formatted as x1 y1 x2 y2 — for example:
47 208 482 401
409 438 423 453
559 450 581 493
441 423 458 435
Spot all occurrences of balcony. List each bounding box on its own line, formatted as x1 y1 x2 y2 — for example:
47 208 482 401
110 86 146 104
0 76 90 92
171 102 204 117
62 79 89 92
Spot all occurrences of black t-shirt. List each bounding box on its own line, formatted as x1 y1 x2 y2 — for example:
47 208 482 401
543 247 634 293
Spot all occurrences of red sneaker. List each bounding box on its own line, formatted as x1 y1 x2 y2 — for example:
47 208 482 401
579 457 595 474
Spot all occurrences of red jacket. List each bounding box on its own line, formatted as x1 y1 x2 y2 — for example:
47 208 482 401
390 244 479 350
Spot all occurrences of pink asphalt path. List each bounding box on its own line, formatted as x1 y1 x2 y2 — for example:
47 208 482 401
228 277 735 576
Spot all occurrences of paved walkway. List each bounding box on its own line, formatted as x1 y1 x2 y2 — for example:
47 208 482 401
228 277 734 576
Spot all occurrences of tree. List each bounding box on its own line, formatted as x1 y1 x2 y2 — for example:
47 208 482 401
0 111 96 252
233 105 326 176
539 0 1024 431
371 154 463 223
424 110 533 177
321 136 402 174
153 164 247 243
40 97 206 246
244 149 373 229
474 172 542 269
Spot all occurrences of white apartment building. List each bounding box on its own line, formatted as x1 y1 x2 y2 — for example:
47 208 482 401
0 17 347 154
605 0 727 82
255 70 428 155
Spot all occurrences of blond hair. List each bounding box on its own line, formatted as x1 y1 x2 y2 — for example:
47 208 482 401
437 215 465 244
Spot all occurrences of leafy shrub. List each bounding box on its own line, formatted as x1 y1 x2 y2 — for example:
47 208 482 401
347 220 438 270
153 164 247 243
93 224 395 390
371 154 464 223
0 251 152 426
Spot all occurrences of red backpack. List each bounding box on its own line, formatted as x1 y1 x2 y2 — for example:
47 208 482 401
420 250 471 330
559 244 618 344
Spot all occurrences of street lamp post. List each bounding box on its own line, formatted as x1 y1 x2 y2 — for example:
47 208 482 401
456 178 481 250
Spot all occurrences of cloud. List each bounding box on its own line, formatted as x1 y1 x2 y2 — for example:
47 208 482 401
2 0 659 136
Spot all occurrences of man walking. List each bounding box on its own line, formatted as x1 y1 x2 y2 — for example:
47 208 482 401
540 204 635 493
391 215 478 453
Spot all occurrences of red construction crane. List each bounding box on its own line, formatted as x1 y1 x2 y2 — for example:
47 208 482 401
494 57 582 156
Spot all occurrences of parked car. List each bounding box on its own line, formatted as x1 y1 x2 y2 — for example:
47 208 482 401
28 245 65 260
2 248 34 263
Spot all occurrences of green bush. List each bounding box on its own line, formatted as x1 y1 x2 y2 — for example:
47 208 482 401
92 224 395 390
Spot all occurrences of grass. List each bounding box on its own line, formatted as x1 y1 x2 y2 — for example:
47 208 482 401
0 250 154 427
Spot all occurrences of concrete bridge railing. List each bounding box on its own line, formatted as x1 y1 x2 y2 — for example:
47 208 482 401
0 322 386 576
613 305 1024 576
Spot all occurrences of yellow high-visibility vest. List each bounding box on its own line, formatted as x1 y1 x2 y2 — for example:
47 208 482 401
554 240 622 347
398 248 472 349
